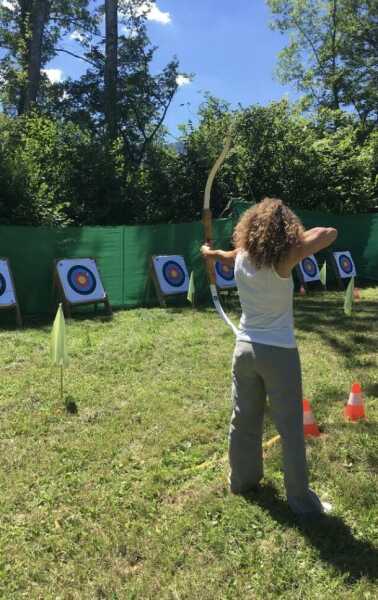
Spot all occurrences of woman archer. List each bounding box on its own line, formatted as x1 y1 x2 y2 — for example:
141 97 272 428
201 197 337 517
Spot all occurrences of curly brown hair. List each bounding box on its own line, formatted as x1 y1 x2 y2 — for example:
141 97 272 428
233 197 304 269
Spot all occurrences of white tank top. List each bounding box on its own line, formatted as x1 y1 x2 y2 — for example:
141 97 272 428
234 251 296 348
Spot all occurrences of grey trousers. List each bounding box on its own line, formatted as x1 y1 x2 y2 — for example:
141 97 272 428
229 340 323 515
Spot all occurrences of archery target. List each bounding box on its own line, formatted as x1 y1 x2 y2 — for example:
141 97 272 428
0 259 16 306
152 256 189 295
215 260 236 289
57 258 106 304
298 255 320 283
333 251 356 279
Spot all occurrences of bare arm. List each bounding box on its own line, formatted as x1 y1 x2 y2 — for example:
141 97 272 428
299 227 338 257
286 227 338 270
200 245 238 266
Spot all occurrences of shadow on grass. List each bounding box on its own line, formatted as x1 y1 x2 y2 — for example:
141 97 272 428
0 306 115 332
0 300 229 331
294 296 378 368
321 421 378 434
365 382 378 398
242 483 378 583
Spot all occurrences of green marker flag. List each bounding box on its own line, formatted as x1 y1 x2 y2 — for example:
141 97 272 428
187 271 195 305
51 304 68 402
344 276 355 316
319 261 327 287
51 304 68 366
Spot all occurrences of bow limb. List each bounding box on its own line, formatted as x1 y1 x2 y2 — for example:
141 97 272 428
203 133 233 213
202 129 238 336
209 282 238 335
202 132 232 245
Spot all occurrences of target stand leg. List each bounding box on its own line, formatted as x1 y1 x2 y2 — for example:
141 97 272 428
63 300 72 319
295 266 308 294
15 304 22 328
144 269 156 306
156 289 167 308
104 297 113 316
51 270 59 313
52 261 71 317
149 258 168 308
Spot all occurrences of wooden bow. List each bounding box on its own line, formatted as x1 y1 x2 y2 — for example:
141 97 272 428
202 128 238 335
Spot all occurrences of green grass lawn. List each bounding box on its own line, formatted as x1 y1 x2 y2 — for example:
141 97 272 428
0 289 377 599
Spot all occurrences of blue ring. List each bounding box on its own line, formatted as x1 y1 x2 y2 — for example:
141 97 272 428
215 261 235 281
162 261 186 288
67 265 97 295
302 257 317 278
0 273 6 296
338 254 353 275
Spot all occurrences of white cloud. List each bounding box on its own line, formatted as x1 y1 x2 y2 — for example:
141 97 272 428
176 75 191 87
42 68 64 84
0 0 16 11
126 2 171 25
70 30 86 43
145 2 171 24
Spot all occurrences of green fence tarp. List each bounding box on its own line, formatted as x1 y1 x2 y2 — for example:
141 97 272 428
0 219 233 315
232 201 378 283
0 226 123 315
123 218 233 308
0 206 376 315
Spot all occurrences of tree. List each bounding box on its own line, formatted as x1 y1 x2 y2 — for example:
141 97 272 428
23 0 51 113
340 0 378 124
0 112 101 225
267 0 378 124
0 0 96 114
168 96 377 218
104 0 118 140
33 1 181 223
53 3 180 166
116 29 179 167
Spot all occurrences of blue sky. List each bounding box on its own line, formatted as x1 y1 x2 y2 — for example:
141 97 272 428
44 1 297 137
147 1 299 137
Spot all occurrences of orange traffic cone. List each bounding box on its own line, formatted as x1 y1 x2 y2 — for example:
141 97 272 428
303 399 320 437
299 285 306 296
344 382 365 421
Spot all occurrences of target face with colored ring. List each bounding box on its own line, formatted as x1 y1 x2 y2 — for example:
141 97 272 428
298 255 320 282
162 260 186 288
0 259 16 306
339 254 353 274
67 265 97 295
152 255 189 295
57 258 106 304
215 260 236 289
333 251 356 279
